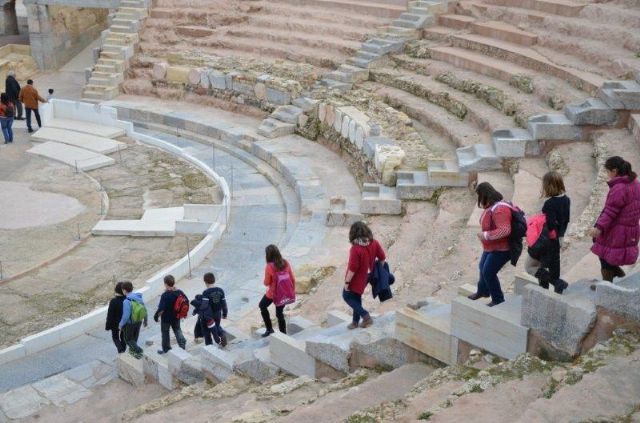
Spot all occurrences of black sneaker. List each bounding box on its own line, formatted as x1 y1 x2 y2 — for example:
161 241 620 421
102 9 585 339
220 333 228 347
261 330 274 338
554 279 569 294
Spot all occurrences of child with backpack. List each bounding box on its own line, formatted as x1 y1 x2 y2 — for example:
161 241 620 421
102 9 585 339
200 272 228 346
153 275 188 354
106 282 127 354
526 172 571 294
0 93 15 144
259 245 296 337
118 281 148 359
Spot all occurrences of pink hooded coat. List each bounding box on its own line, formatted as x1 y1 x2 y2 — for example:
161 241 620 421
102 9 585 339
591 176 640 266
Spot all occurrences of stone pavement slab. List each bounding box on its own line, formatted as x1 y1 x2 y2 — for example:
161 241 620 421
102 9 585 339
32 127 126 154
0 385 49 420
27 141 115 171
46 117 126 138
31 374 92 407
62 359 116 388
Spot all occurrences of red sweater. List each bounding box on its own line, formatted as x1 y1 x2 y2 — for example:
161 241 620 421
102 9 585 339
479 203 511 252
263 261 295 300
346 239 386 295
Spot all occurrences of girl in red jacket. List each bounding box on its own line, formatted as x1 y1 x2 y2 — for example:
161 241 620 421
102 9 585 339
467 182 511 307
259 244 296 337
589 156 640 285
343 221 386 329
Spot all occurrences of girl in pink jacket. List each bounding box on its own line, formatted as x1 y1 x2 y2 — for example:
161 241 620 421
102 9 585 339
590 156 640 285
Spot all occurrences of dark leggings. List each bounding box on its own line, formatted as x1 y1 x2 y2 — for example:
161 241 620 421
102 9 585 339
600 258 625 281
111 328 126 353
259 295 286 333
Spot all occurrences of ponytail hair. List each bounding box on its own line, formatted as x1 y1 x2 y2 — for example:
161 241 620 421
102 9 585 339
605 156 637 181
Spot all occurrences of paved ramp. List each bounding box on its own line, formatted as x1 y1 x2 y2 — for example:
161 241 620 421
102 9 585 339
27 141 114 171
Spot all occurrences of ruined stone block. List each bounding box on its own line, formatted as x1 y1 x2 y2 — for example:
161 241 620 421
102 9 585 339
152 62 168 80
427 159 470 187
188 68 203 85
200 345 236 382
208 70 226 90
363 136 395 160
492 128 538 157
117 353 145 386
271 105 303 124
235 348 279 382
595 272 640 322
375 144 405 186
165 66 190 84
269 333 316 377
266 87 291 105
598 80 640 110
396 171 435 200
521 283 596 358
257 118 295 138
456 144 501 172
326 310 352 326
564 98 618 126
341 115 351 139
361 183 401 215
527 114 582 141
287 316 315 335
292 96 319 112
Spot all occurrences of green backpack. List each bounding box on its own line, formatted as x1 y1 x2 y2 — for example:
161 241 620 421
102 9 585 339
130 299 147 323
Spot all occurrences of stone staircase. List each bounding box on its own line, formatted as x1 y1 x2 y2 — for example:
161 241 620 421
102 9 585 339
81 0 149 103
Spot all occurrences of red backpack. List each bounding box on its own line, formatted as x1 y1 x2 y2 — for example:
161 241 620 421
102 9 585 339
173 292 189 319
271 263 296 307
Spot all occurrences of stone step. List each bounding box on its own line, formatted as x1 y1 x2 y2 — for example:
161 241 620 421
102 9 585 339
338 64 370 82
427 158 471 187
396 171 435 200
438 13 476 29
408 0 447 13
361 38 405 55
27 141 115 171
110 24 137 34
361 183 402 215
81 90 106 102
451 294 529 360
347 56 375 69
356 49 382 61
456 143 501 171
118 6 147 18
471 20 538 46
91 219 176 237
598 80 640 111
44 118 126 139
394 299 458 365
94 64 118 74
380 25 420 38
319 78 353 91
117 353 144 386
393 12 434 29
486 0 586 17
423 25 457 41
527 113 582 141
491 128 537 158
88 76 113 87
450 33 605 92
564 97 618 126
428 46 530 83
271 105 304 124
273 0 406 18
256 118 296 138
31 127 126 154
176 25 216 38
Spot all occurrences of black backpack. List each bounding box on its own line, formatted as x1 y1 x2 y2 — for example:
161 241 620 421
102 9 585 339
5 104 14 118
491 202 527 266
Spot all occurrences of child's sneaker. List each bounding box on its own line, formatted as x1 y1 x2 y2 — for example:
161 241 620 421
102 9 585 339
220 333 228 347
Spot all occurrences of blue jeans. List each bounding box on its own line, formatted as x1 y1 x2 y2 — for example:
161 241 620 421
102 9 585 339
475 251 510 304
0 116 13 142
342 289 369 324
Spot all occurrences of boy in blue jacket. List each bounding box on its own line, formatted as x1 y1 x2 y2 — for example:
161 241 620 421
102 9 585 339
119 281 148 359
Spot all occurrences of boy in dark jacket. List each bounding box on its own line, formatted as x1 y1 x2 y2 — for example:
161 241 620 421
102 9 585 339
201 272 228 347
153 275 187 354
105 282 126 353
119 281 148 359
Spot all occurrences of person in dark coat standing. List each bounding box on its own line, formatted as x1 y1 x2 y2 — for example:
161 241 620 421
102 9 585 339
105 282 126 353
5 71 22 120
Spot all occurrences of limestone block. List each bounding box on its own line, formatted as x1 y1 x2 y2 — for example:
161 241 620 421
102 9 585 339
564 98 618 126
325 104 336 127
142 353 160 381
269 332 316 377
375 144 405 186
292 96 319 112
363 136 395 160
598 80 640 110
271 105 303 124
208 70 226 90
233 80 255 97
522 284 597 357
166 66 190 84
188 68 203 85
117 354 145 386
427 159 470 187
156 361 175 390
514 272 537 296
167 348 191 373
0 385 49 420
456 144 501 172
199 70 211 89
451 296 528 360
257 118 295 138
176 356 205 385
361 183 402 215
457 283 476 297
527 114 582 141
254 82 266 100
200 345 236 382
152 62 168 80
318 103 327 122
235 348 279 382
305 334 352 373
298 114 309 127
266 87 291 105
595 276 640 322
355 124 368 150
396 171 435 200
326 197 364 227
491 128 538 158
341 115 351 139
31 374 91 407
224 326 250 343
326 310 352 326
333 108 343 133
287 316 315 335
395 302 457 365
0 344 26 366
348 119 357 143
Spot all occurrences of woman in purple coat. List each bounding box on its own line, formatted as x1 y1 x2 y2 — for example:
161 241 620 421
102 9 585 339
589 156 640 285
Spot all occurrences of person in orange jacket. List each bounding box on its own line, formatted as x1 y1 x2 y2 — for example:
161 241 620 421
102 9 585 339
18 79 47 133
